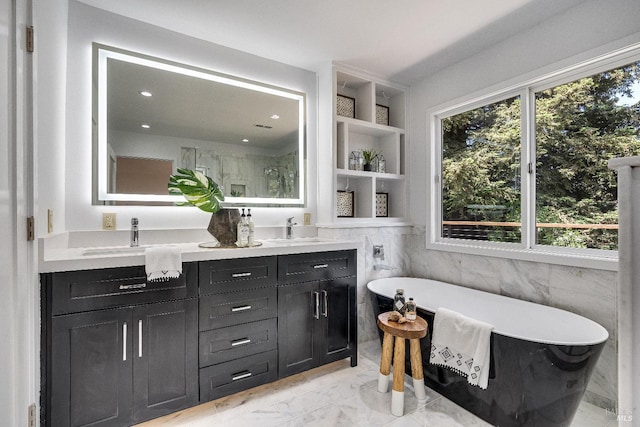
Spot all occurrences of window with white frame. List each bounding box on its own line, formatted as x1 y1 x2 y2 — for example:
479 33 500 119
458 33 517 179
434 54 640 254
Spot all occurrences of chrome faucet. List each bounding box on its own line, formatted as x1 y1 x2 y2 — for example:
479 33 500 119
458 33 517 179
286 217 297 239
130 218 139 247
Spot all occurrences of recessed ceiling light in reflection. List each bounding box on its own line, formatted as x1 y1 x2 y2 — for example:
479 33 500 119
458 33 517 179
242 138 249 143
139 91 153 97
270 114 280 119
141 124 150 129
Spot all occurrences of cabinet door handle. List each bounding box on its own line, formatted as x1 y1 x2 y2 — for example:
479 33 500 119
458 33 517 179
138 320 143 358
231 272 252 278
119 283 147 290
231 338 251 347
314 291 320 320
232 371 252 381
313 264 328 269
231 305 252 312
322 290 328 318
122 322 127 361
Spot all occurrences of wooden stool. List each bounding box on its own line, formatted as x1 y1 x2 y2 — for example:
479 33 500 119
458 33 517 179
377 311 428 416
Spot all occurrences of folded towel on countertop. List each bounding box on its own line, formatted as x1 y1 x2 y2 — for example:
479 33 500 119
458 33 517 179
145 246 182 282
429 307 494 389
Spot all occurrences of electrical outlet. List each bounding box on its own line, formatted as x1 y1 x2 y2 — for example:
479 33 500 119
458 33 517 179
28 403 36 427
303 213 311 226
103 213 116 230
47 209 53 233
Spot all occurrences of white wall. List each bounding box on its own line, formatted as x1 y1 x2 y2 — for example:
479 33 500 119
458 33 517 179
0 0 17 423
35 0 68 236
60 0 318 232
408 0 640 408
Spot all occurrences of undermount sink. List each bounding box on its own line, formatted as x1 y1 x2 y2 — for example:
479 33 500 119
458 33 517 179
81 246 148 256
263 237 329 246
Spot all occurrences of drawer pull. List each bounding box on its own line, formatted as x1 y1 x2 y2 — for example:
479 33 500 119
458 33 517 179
122 322 127 361
314 291 320 320
231 338 251 347
322 290 328 318
138 320 143 358
231 305 252 312
119 283 147 290
231 272 252 278
232 371 252 381
313 264 329 269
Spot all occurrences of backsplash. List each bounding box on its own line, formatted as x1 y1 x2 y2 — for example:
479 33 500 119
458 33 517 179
318 226 412 343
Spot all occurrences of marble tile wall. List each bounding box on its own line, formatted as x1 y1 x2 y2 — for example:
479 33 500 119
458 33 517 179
321 224 617 410
318 226 413 343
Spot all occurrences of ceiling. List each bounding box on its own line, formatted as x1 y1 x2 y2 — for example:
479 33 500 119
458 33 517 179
77 0 588 85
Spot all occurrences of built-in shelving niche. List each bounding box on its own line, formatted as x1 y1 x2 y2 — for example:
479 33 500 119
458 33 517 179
334 67 408 224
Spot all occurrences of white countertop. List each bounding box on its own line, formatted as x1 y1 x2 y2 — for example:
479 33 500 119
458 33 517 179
39 230 361 273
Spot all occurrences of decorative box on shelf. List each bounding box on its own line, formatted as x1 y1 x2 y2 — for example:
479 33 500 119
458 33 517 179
376 193 388 217
336 191 355 217
337 95 356 118
376 104 389 126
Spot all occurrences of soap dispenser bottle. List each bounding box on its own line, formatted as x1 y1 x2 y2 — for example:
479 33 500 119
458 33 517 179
247 209 255 246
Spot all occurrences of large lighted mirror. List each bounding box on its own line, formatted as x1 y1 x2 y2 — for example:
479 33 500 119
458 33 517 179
93 44 306 206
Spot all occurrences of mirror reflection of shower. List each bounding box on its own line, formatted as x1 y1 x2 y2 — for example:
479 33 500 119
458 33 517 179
264 164 297 198
181 146 298 199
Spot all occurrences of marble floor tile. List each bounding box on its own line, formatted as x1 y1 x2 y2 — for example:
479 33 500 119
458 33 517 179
137 339 609 427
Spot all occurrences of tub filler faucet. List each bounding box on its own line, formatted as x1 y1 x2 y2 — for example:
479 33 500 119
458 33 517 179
373 243 394 271
286 217 297 239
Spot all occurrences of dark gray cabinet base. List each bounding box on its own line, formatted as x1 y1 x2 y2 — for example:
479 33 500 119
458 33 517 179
199 350 278 401
42 264 198 427
277 251 357 378
42 250 357 426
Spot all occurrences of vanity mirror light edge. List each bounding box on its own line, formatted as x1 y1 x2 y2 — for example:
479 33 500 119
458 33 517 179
93 43 307 207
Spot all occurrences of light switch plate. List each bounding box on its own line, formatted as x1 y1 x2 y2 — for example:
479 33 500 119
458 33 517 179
103 213 116 230
303 213 311 226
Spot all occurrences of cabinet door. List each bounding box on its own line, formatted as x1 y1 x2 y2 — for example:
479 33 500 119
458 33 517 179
132 299 198 423
277 281 319 377
51 308 133 427
320 278 357 366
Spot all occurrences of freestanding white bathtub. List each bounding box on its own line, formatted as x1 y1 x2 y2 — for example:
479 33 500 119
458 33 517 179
367 277 608 427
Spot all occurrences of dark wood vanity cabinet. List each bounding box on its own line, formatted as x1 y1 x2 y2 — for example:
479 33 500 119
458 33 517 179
41 249 357 426
198 256 279 402
41 264 199 427
277 250 357 378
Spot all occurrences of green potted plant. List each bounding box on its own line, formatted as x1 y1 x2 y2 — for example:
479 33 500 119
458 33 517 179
361 149 379 171
168 168 240 246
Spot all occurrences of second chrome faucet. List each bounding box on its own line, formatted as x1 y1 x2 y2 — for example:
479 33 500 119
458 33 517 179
286 217 297 239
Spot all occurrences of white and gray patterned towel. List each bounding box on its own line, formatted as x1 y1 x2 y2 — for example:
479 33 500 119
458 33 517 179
145 246 182 282
429 307 493 389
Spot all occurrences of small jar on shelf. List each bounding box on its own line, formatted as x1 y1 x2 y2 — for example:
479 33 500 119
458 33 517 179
377 154 386 173
349 151 358 170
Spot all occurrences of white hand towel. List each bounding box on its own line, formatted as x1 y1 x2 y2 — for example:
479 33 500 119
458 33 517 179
429 307 494 389
145 246 182 282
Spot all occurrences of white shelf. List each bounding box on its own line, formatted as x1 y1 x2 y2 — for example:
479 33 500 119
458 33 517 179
332 66 408 223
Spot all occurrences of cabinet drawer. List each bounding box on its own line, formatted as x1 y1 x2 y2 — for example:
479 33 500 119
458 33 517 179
199 318 277 367
49 263 197 315
278 250 356 284
199 256 276 295
199 286 277 330
199 350 278 402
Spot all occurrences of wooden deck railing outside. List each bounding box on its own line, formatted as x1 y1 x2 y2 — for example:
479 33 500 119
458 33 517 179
442 221 618 229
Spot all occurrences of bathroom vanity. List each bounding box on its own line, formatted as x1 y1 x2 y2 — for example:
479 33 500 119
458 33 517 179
39 238 358 427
